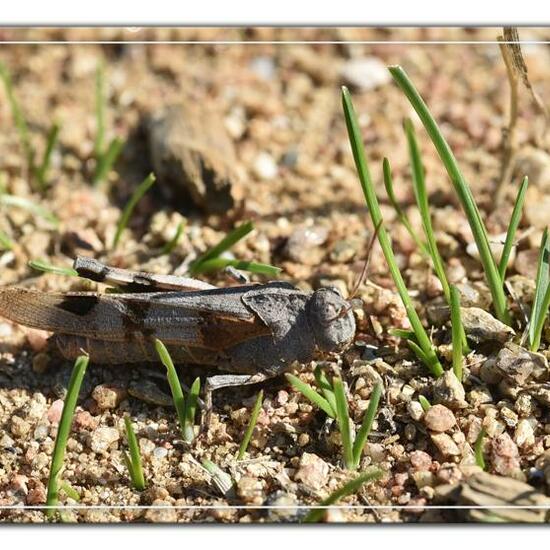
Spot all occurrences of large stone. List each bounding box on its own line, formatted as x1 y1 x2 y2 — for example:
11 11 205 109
495 343 548 386
461 307 515 345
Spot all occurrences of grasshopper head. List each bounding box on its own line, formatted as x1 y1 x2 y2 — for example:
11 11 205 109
307 287 356 354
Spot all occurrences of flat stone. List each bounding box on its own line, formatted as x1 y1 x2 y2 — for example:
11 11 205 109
495 343 548 386
461 307 515 345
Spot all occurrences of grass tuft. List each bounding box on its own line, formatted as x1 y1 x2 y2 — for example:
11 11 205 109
342 86 443 378
389 65 511 325
288 368 382 470
92 63 124 186
46 355 89 519
123 416 146 491
188 220 279 277
112 172 156 250
155 338 199 443
302 467 383 523
237 390 264 460
528 227 550 351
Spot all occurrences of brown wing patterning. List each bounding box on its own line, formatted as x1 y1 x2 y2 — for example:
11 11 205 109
0 287 271 350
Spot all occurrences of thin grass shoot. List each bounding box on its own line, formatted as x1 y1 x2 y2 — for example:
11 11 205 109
529 227 550 351
28 259 78 277
112 172 156 250
123 416 146 491
498 176 528 280
237 390 264 460
45 355 89 519
302 467 383 523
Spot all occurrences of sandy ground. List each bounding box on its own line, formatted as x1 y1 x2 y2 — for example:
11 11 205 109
1 27 550 523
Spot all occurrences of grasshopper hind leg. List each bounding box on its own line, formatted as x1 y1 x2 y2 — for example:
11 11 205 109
201 372 271 432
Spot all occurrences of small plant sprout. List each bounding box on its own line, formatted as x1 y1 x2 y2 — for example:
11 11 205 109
418 395 431 412
302 467 383 523
287 368 382 470
155 338 200 443
475 427 487 470
389 65 511 326
46 354 89 519
189 220 281 277
237 390 264 460
0 62 60 192
93 62 124 185
450 285 464 382
123 416 146 491
528 228 550 351
160 220 185 255
498 176 528 281
112 172 156 250
342 86 443 377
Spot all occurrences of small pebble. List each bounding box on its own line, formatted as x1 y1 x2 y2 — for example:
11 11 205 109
424 405 456 433
253 152 278 180
92 384 128 410
90 427 120 453
47 399 65 424
294 452 329 489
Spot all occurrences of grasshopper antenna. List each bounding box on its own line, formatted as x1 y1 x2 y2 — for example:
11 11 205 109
325 220 382 324
347 219 382 304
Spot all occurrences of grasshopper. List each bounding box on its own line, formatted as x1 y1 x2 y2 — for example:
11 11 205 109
0 256 356 415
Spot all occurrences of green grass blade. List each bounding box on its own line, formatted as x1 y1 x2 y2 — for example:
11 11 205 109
112 172 155 250
333 377 354 470
285 373 336 418
160 220 185 255
302 467 383 523
0 62 34 173
28 259 78 277
182 377 200 443
155 338 187 440
342 86 443 377
450 285 464 382
46 355 89 519
418 395 431 411
382 157 428 255
189 221 254 275
389 66 510 325
193 257 281 277
0 193 59 227
313 365 337 417
59 482 80 502
529 228 550 351
499 176 528 280
35 122 60 189
94 136 124 186
404 118 451 303
237 390 264 460
352 382 382 468
474 427 487 470
0 230 13 250
124 416 145 491
94 62 105 159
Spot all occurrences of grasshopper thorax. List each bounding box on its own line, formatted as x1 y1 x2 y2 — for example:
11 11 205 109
306 287 356 353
